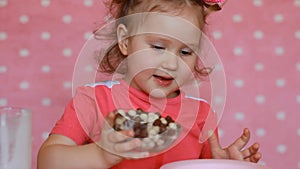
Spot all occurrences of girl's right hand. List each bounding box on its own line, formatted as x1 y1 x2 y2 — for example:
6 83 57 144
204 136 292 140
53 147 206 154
97 112 150 165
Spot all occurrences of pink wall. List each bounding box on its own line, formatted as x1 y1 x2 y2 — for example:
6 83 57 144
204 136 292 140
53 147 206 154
0 0 299 169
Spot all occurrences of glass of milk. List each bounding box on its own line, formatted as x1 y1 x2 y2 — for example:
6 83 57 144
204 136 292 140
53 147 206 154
0 107 32 169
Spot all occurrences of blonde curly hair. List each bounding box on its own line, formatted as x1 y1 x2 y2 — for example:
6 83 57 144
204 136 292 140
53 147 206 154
96 0 222 76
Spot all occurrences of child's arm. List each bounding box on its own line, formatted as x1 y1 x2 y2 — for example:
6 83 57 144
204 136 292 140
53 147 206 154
37 112 149 169
208 128 262 162
37 134 120 169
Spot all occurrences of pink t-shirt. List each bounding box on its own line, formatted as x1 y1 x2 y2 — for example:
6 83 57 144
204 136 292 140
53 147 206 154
51 80 218 169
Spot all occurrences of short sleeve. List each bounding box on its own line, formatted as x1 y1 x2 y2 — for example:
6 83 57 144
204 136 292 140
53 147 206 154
51 86 102 144
50 100 91 145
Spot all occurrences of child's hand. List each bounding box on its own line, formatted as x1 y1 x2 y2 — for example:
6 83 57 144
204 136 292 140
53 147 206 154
208 128 262 163
97 112 149 165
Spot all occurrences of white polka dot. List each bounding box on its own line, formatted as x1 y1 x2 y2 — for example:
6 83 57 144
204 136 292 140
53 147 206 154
62 15 72 24
19 15 29 24
297 128 300 136
297 95 300 103
218 128 224 138
41 0 51 7
276 111 286 121
276 144 287 154
295 30 300 39
275 46 285 56
85 65 94 72
295 0 300 6
234 79 244 88
233 47 243 56
212 31 222 40
84 31 93 40
232 14 243 23
19 81 30 90
235 112 245 121
214 96 224 105
0 65 7 73
41 98 52 106
255 128 266 137
63 48 73 57
254 30 264 39
253 0 263 6
41 31 51 40
254 63 264 71
104 14 113 23
0 98 8 106
41 65 51 73
274 14 284 23
83 0 93 7
296 62 300 71
63 81 72 89
0 32 7 40
41 132 50 140
214 64 223 71
0 0 7 7
255 95 266 104
258 161 266 166
19 48 30 57
276 78 286 87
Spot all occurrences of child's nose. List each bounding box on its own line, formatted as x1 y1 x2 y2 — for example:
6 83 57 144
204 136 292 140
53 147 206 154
161 52 178 71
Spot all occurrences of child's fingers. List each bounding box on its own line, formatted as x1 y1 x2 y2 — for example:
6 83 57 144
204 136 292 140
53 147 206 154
121 151 150 159
244 143 260 157
107 131 150 159
244 152 262 163
244 143 261 163
241 142 260 159
113 138 141 152
108 130 134 143
103 112 116 130
229 128 251 150
249 152 262 163
208 130 221 150
114 139 150 159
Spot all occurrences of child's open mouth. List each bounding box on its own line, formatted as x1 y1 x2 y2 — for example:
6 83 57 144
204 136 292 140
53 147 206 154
153 75 174 86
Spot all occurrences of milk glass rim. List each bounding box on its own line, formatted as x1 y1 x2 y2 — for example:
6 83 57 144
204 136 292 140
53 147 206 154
0 106 32 116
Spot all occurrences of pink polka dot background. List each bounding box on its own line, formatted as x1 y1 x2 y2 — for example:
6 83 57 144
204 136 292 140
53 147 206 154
0 0 299 168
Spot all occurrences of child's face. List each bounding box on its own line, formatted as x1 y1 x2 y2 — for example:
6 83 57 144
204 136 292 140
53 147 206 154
119 6 203 98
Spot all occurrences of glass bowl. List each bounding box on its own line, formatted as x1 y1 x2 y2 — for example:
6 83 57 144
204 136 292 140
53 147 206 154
113 108 182 153
160 159 270 169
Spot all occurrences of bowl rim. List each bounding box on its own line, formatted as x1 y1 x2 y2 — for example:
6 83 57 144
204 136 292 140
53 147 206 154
160 159 269 169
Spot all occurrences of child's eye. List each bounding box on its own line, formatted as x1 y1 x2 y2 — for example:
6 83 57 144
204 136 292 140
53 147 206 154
179 49 193 56
151 44 165 51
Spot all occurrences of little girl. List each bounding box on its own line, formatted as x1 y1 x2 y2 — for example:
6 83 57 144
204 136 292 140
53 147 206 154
37 0 261 169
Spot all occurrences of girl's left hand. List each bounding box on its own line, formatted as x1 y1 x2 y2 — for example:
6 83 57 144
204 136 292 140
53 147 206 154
208 128 262 163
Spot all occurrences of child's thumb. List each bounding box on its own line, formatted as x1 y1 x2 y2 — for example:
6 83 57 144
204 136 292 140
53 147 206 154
207 130 221 149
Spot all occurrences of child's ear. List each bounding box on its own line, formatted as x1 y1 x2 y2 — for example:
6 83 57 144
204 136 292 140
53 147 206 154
117 24 129 55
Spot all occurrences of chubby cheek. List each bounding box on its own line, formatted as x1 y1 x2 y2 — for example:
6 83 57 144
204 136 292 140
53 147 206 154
126 52 158 75
176 68 195 87
127 68 154 86
129 70 155 92
178 59 198 79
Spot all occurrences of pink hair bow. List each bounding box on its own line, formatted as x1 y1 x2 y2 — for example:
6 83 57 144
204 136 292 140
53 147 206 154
203 0 225 10
203 0 224 3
